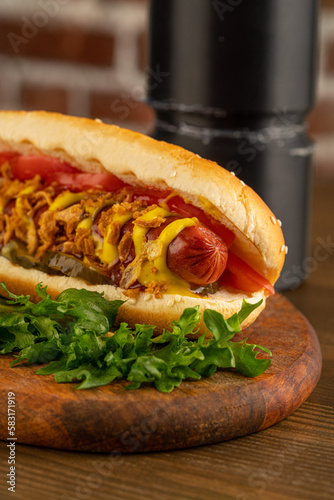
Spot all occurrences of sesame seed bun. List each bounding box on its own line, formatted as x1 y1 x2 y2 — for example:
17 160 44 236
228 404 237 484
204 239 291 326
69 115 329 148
0 110 285 333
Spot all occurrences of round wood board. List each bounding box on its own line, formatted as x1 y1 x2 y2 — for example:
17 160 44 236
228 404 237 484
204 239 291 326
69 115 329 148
0 294 321 453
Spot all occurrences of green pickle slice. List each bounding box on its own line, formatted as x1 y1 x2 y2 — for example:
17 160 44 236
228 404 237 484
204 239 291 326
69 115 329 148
42 251 114 286
1 241 114 286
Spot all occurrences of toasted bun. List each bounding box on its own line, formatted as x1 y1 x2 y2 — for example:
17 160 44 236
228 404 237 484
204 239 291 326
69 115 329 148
0 257 266 332
0 110 285 332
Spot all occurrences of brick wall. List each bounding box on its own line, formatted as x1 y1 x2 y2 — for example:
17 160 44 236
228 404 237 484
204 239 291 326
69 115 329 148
0 0 332 178
0 0 154 132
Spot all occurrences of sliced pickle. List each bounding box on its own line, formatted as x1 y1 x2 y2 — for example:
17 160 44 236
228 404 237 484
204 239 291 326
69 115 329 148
190 281 219 296
42 251 115 286
1 240 61 275
2 241 219 295
1 241 114 285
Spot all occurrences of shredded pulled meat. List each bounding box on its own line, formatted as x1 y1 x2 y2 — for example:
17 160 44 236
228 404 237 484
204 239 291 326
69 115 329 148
106 221 121 246
122 288 141 299
0 167 176 299
98 200 145 238
60 241 81 257
37 210 57 251
120 253 144 289
134 215 166 229
145 281 169 298
54 204 84 238
3 212 24 245
26 219 38 255
0 163 36 212
118 231 133 263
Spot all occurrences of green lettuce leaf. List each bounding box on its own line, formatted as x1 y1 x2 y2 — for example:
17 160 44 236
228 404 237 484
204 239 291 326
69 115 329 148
0 283 271 392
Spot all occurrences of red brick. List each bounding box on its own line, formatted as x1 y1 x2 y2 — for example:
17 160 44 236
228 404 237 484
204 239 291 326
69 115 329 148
308 98 334 135
321 0 334 7
0 20 115 66
137 31 148 71
90 92 155 125
21 85 68 114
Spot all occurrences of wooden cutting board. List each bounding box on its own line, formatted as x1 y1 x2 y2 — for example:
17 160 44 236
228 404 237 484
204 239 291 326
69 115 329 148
0 294 321 453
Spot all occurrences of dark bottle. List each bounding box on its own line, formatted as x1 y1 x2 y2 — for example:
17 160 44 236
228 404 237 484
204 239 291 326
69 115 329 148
147 0 319 291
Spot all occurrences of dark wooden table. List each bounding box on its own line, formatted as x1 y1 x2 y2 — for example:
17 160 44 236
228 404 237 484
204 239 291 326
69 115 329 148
0 181 333 500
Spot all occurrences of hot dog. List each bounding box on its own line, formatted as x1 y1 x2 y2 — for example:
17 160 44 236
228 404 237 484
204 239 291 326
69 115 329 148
0 111 286 334
147 220 228 285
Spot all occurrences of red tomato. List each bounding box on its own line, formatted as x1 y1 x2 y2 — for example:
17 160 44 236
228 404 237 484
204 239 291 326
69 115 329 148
220 253 275 295
0 152 18 166
165 195 235 248
11 155 77 181
10 154 127 192
128 186 171 205
45 172 127 192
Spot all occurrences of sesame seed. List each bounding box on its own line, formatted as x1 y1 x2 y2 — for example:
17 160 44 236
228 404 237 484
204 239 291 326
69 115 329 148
167 298 175 307
174 295 182 303
230 171 236 176
240 180 245 187
143 294 152 302
281 244 285 252
170 171 176 177
128 298 137 305
285 245 289 254
270 216 276 225
95 118 102 123
277 219 282 227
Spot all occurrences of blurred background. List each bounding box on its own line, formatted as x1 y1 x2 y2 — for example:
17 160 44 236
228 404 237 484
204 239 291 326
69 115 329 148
0 0 154 130
0 0 332 181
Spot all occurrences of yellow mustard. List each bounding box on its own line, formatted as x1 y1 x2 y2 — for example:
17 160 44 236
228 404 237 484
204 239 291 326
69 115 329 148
14 185 37 228
100 212 133 265
76 205 95 231
132 206 172 255
139 218 198 296
133 207 199 297
49 191 85 211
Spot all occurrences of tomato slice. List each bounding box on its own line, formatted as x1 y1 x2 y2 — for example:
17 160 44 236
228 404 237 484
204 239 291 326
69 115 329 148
165 195 235 248
10 155 127 192
219 253 275 295
45 172 127 192
127 186 171 205
0 152 18 166
11 155 77 181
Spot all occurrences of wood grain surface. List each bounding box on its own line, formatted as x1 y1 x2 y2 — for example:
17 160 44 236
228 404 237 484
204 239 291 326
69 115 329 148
0 181 333 500
0 295 322 453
